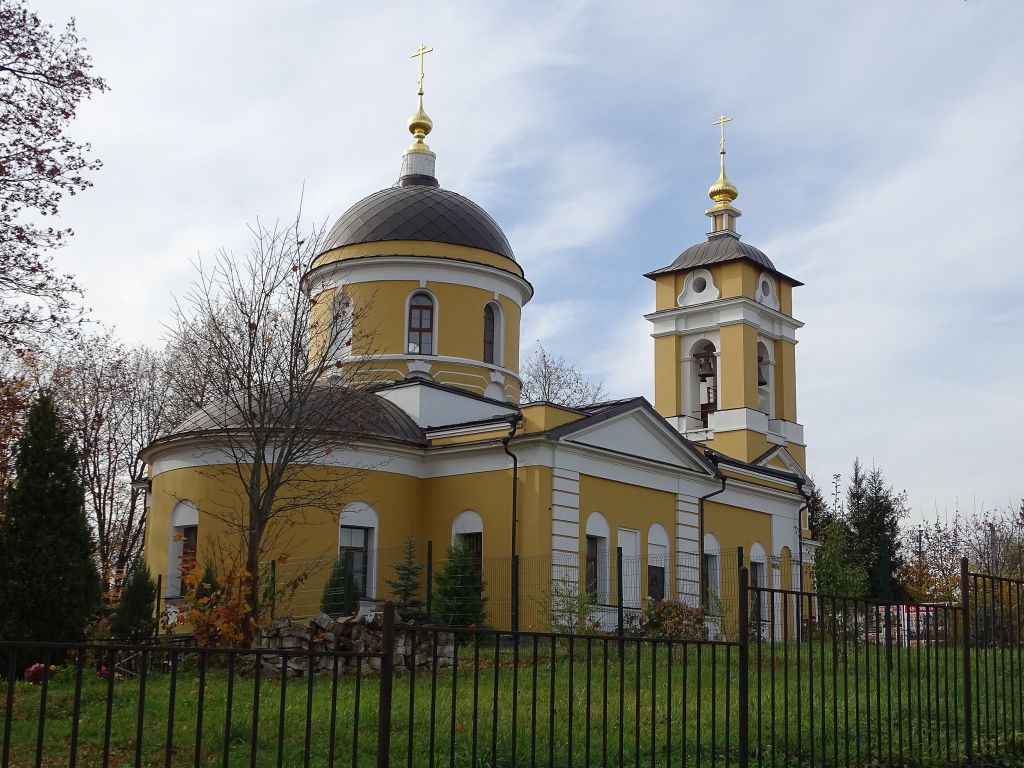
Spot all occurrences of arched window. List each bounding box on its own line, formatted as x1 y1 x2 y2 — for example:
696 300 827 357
647 524 670 602
483 303 498 364
585 512 611 604
691 340 718 428
339 502 379 600
702 532 721 609
168 501 199 597
407 292 435 355
749 542 768 629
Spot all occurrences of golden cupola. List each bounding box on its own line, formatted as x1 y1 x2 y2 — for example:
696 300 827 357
706 115 742 234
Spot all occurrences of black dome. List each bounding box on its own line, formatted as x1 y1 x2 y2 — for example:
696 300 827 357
322 183 515 261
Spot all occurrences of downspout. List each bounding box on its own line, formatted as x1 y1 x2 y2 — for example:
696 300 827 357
795 478 812 595
697 451 727 610
501 416 520 632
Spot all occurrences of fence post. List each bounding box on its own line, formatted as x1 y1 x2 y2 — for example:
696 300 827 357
616 546 624 642
961 557 973 759
376 601 396 768
738 566 750 768
426 540 433 624
511 554 520 633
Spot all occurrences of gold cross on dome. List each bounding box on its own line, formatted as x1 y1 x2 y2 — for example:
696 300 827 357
410 43 434 94
713 114 732 152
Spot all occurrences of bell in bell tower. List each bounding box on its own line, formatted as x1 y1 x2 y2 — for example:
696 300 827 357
644 117 807 468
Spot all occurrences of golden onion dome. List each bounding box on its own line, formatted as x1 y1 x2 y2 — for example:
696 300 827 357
407 101 433 145
708 159 739 206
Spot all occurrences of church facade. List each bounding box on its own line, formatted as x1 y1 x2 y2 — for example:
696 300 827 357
142 77 813 630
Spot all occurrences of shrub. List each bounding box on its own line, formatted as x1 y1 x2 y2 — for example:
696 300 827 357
110 558 158 642
177 563 252 647
639 599 708 641
433 542 487 628
321 553 359 617
385 537 425 620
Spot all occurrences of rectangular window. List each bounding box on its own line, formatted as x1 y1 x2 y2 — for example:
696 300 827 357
339 525 371 598
647 564 666 602
702 552 719 610
457 532 483 573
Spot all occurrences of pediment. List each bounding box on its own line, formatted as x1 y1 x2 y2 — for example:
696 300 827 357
756 445 808 480
557 405 712 474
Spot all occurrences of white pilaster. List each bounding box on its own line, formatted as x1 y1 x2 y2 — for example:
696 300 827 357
675 493 701 607
551 468 581 584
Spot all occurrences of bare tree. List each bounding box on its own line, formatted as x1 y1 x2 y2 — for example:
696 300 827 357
1 1 107 354
519 342 606 407
52 335 174 601
166 212 381 637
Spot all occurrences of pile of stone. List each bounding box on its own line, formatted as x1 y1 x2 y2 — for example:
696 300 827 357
257 612 455 677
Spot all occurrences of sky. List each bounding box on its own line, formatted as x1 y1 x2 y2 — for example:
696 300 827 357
41 0 1024 522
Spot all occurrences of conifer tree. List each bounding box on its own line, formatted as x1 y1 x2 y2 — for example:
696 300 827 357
321 553 358 616
385 537 425 620
433 542 487 628
0 393 101 651
109 558 157 642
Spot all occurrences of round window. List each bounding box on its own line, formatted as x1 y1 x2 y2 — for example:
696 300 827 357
761 280 770 296
693 276 707 293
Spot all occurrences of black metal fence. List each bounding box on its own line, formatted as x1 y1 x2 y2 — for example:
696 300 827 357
5 559 1024 766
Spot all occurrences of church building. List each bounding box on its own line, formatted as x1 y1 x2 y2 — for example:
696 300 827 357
141 55 813 630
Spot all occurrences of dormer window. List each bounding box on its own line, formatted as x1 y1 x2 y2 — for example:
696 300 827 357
407 292 435 355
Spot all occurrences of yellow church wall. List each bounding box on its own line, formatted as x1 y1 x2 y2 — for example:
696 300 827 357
519 403 585 432
707 429 770 465
786 443 806 469
429 430 512 447
718 323 758 409
701 499 775 640
653 335 682 417
654 274 681 311
778 281 793 316
313 239 524 279
497 295 521 374
145 466 425 583
773 338 797 422
344 280 411 356
717 262 758 300
578 474 675 602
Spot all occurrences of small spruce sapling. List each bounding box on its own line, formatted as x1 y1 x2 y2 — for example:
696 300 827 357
433 541 487 628
110 558 158 642
321 553 359 616
385 537 425 620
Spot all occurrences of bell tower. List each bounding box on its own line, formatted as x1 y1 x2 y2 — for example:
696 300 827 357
644 117 806 468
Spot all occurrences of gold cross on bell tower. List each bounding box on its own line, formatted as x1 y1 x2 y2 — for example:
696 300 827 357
410 43 434 95
713 114 732 153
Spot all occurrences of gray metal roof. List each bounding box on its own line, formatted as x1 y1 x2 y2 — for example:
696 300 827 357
321 180 515 261
173 386 425 445
646 233 775 276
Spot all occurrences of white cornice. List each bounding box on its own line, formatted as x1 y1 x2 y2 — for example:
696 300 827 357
645 296 803 341
349 353 522 384
309 255 534 306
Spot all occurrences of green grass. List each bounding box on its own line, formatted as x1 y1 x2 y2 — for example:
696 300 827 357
2 638 1023 767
